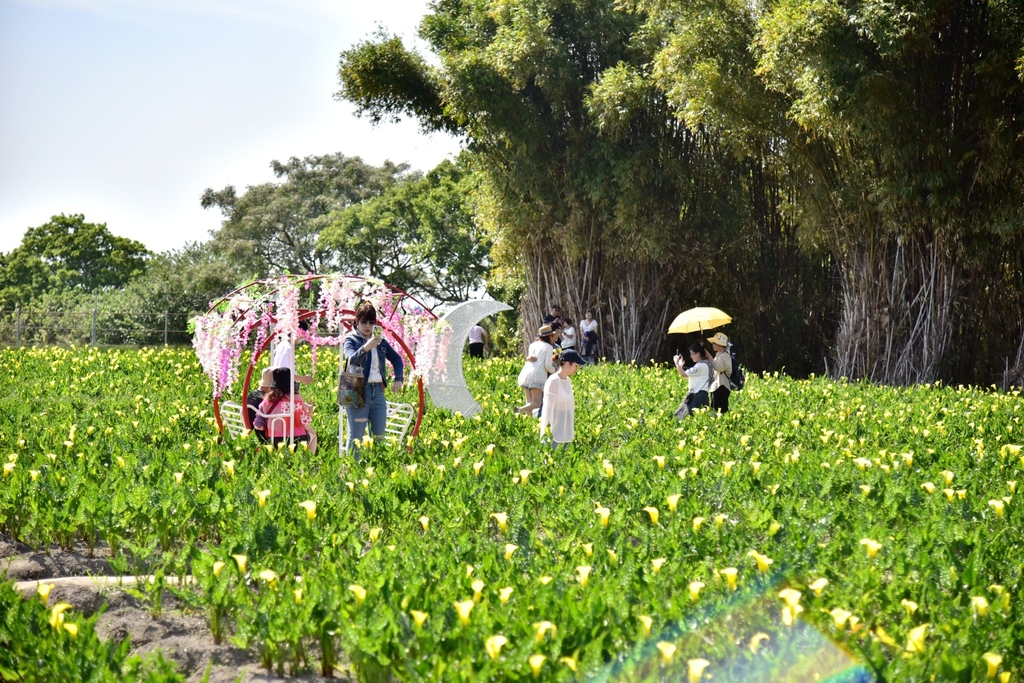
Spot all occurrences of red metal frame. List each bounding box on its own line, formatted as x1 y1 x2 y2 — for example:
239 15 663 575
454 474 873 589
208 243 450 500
209 276 436 447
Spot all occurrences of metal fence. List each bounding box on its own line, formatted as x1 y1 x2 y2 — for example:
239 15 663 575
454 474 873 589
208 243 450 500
0 307 193 346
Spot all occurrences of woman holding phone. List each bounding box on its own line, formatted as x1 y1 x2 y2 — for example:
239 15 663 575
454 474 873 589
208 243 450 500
343 303 405 456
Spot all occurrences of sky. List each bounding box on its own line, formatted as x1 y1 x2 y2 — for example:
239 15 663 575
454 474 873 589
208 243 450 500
0 0 462 255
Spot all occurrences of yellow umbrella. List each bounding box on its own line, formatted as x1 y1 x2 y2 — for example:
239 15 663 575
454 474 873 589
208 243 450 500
667 307 732 334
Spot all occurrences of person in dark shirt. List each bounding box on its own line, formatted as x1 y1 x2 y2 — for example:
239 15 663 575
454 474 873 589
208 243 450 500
246 367 274 442
542 304 563 326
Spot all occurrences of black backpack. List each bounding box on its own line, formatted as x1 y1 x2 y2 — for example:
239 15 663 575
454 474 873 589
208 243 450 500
728 350 745 391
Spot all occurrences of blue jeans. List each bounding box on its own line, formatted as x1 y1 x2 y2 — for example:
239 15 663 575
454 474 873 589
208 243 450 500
347 382 387 455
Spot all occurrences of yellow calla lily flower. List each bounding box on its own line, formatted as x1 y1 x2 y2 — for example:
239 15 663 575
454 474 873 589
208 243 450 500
906 624 929 653
778 588 801 609
419 515 430 531
529 654 546 677
348 584 366 606
49 602 72 629
498 586 513 605
830 608 852 629
298 500 316 520
255 489 270 508
666 494 682 512
232 554 248 573
37 583 54 606
982 652 1003 680
748 551 773 573
454 599 474 625
687 657 710 683
485 634 508 660
410 610 428 627
471 579 485 603
651 558 667 573
721 567 738 590
900 599 918 614
576 565 592 587
490 512 508 533
656 641 676 665
533 620 556 642
749 632 770 654
692 516 705 532
809 578 828 596
595 506 610 527
689 580 705 601
643 506 660 525
638 615 653 637
859 538 882 559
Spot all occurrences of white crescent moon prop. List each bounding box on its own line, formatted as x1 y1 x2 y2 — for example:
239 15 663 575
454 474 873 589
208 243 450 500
427 299 512 416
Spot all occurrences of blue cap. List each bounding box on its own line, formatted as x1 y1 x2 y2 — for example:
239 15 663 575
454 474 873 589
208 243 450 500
560 349 587 365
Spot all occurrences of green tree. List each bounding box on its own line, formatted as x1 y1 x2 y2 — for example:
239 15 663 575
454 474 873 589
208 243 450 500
94 242 251 345
641 0 1024 384
320 157 490 304
0 214 150 309
201 153 411 277
338 0 838 371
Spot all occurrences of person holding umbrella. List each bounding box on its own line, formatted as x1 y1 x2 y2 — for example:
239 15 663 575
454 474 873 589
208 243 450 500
706 332 733 414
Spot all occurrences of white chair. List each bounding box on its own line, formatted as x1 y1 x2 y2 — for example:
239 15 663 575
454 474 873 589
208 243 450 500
219 400 248 439
384 402 415 443
256 404 300 446
339 401 415 450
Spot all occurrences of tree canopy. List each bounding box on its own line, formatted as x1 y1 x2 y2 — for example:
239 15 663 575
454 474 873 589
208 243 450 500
641 0 1024 383
201 153 412 277
337 0 837 372
0 214 150 309
319 157 490 304
338 0 1024 384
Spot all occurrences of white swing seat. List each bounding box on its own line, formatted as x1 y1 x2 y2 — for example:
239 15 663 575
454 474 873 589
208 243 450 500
219 400 248 439
341 401 415 447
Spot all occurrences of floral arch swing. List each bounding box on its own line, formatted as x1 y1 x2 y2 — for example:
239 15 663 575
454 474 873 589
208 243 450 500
191 275 452 454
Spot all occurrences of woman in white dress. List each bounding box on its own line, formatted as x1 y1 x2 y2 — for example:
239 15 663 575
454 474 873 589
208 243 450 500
540 349 586 447
517 324 556 415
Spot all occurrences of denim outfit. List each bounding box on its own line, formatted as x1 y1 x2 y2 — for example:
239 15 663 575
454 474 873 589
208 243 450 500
343 331 404 454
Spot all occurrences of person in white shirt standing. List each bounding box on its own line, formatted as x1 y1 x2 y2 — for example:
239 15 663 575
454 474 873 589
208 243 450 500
579 309 599 364
271 319 313 391
540 349 586 448
468 323 489 358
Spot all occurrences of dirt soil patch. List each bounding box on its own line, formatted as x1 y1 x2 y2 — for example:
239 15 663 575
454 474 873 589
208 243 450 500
1 534 348 683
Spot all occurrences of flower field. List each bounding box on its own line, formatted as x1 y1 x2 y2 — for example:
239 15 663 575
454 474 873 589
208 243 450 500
1 345 1022 682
